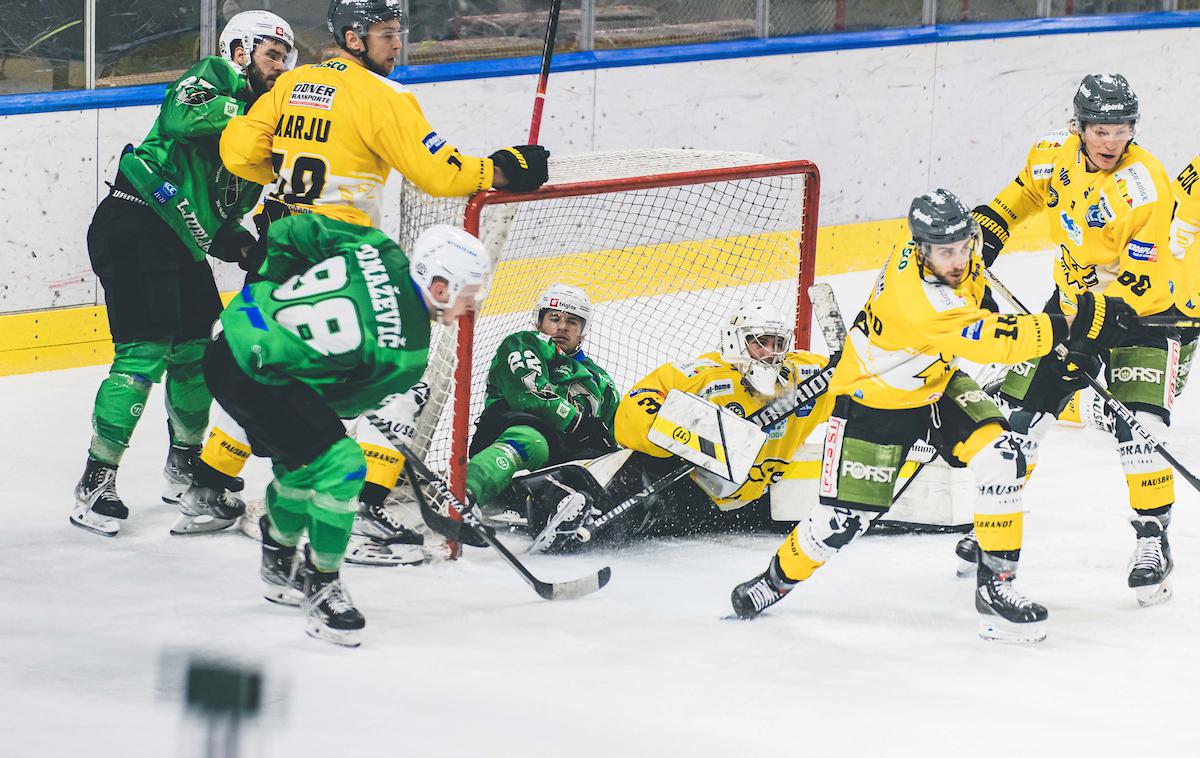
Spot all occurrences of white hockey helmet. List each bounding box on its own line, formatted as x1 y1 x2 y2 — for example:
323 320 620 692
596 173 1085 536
533 283 593 336
720 300 794 396
219 11 298 73
410 224 491 323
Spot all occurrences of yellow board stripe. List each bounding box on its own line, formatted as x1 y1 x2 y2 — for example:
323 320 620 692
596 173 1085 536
0 217 1054 376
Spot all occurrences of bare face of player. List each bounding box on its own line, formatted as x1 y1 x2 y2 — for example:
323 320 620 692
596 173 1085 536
1081 122 1134 172
242 38 289 95
745 334 787 363
345 19 404 77
923 239 972 287
427 279 481 325
538 309 585 354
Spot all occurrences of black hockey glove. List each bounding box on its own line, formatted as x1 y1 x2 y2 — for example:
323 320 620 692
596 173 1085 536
972 204 1011 267
1069 292 1137 351
208 228 257 265
490 145 550 192
572 417 617 455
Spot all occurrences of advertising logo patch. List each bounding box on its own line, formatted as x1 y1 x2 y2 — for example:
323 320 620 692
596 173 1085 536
1127 238 1157 262
422 131 446 154
152 181 178 204
1059 211 1083 246
288 83 336 110
960 320 984 340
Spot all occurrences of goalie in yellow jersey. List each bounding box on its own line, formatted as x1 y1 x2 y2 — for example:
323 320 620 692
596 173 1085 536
514 299 833 554
178 0 550 535
964 74 1181 607
728 189 1132 643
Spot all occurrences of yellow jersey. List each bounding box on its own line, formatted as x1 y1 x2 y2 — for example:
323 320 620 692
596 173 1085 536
833 235 1066 410
981 130 1175 317
220 57 492 228
1168 155 1200 316
614 350 833 509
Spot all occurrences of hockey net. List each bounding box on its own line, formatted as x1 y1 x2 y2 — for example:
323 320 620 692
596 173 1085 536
393 150 820 498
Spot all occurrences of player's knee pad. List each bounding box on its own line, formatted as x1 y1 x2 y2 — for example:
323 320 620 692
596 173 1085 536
304 436 368 506
778 503 874 581
465 426 549 506
963 426 1025 516
1176 338 1195 396
496 425 550 470
1108 343 1177 422
1114 410 1173 513
111 339 170 383
199 404 252 479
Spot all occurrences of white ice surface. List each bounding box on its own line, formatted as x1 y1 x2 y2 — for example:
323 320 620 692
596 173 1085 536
4 251 1200 756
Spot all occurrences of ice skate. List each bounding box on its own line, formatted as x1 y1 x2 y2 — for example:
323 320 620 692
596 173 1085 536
303 552 365 647
71 458 129 537
730 556 797 620
529 491 597 554
171 461 245 535
976 553 1047 643
955 530 979 577
161 443 200 506
260 516 303 606
1128 514 1173 608
345 502 425 567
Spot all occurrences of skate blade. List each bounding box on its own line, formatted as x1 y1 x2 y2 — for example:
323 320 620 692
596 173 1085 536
263 587 303 607
305 618 362 648
169 513 237 536
1134 581 1173 608
70 502 120 537
978 616 1047 644
345 537 424 567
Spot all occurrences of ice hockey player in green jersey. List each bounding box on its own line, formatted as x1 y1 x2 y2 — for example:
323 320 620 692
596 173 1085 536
347 284 619 565
71 11 296 538
206 214 489 646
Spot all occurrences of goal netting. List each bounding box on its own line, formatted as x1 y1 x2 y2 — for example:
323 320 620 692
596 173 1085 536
394 149 820 498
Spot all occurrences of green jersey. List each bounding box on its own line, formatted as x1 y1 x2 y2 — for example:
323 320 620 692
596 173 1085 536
219 214 430 418
484 330 619 434
119 56 262 261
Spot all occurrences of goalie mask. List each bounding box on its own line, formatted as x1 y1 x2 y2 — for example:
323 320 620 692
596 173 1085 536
908 188 981 287
410 225 491 325
219 11 297 73
720 301 793 397
534 284 593 338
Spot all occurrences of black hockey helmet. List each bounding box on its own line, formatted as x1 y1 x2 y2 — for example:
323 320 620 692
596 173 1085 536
327 0 405 50
908 189 977 246
1073 73 1138 125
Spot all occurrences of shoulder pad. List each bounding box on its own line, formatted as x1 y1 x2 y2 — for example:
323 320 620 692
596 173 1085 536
1112 161 1159 209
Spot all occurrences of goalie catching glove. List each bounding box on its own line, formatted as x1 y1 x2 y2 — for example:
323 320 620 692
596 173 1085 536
490 145 550 192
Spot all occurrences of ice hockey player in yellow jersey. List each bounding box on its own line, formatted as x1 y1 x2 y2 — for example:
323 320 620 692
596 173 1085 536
1164 154 1200 392
728 189 1133 643
970 74 1179 607
615 300 833 509
181 0 551 539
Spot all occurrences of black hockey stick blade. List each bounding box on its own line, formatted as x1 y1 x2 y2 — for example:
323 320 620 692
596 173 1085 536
364 413 611 600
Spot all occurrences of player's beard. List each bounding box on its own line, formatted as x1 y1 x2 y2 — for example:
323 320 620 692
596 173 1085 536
247 63 276 97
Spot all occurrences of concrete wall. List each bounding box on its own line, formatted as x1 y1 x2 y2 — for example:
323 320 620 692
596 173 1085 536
1 26 1195 314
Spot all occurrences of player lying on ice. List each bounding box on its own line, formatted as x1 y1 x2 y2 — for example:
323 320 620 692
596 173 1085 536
510 298 836 554
344 283 622 565
728 188 1133 644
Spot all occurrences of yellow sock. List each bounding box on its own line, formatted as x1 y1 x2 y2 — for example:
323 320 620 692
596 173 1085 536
975 511 1023 552
199 425 251 478
775 528 825 582
360 442 404 491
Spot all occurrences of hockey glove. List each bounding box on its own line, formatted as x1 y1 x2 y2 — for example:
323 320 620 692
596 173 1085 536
1069 292 1137 351
972 205 1011 267
208 228 257 265
572 417 617 455
252 196 292 240
490 145 550 192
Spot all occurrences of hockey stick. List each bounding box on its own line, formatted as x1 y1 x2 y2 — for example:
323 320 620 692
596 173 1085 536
1138 315 1200 329
526 0 563 143
983 269 1200 492
363 412 611 600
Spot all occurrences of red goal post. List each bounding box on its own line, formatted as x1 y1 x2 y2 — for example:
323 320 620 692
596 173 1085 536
395 151 820 501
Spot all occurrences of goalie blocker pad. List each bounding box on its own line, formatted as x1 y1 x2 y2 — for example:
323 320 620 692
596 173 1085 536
647 390 766 484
